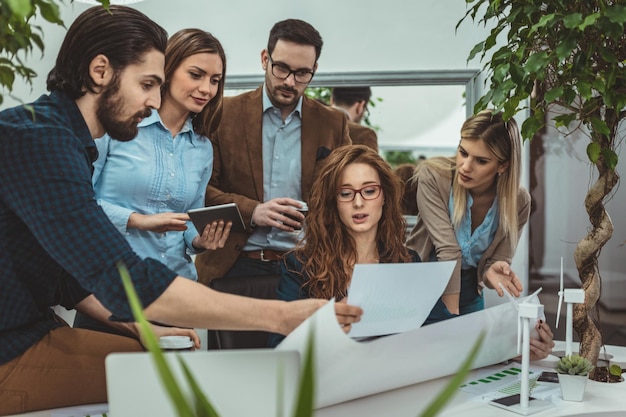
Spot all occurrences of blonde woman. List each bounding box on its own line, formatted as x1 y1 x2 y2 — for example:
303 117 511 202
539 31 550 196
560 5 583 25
407 110 529 321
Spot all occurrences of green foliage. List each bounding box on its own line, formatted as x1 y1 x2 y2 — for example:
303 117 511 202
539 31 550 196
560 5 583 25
118 262 314 417
459 0 625 171
556 354 594 376
609 363 623 377
384 150 417 167
0 0 65 105
118 262 212 417
305 86 331 105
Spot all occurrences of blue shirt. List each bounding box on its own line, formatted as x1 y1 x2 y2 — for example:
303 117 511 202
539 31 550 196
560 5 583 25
93 110 213 280
0 91 177 365
449 192 499 269
244 85 304 252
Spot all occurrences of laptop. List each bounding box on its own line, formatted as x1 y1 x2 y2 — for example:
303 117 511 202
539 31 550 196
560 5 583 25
106 349 300 417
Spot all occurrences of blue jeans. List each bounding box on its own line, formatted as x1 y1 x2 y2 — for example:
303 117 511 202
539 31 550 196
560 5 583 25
423 266 484 325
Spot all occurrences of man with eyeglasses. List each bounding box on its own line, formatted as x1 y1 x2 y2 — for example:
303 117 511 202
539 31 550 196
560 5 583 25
195 19 352 332
331 87 379 152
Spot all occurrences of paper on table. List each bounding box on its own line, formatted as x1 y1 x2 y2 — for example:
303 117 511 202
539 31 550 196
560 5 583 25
347 261 454 338
278 295 544 409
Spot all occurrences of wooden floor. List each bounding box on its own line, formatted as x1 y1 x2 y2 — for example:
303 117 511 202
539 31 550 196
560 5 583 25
529 273 626 347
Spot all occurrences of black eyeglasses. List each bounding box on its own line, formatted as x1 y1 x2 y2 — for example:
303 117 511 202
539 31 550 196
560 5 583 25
268 55 315 84
336 184 382 202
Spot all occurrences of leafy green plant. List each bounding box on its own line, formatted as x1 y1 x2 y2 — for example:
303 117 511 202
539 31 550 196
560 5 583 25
459 0 626 372
609 363 623 378
0 0 65 106
556 355 594 376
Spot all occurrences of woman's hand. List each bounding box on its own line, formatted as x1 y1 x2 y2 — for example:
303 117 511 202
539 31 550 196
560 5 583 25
128 212 190 233
192 220 232 250
485 261 523 298
529 320 555 361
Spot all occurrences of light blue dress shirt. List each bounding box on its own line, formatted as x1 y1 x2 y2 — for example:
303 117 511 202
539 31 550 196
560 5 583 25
92 109 213 280
244 85 304 252
449 191 499 270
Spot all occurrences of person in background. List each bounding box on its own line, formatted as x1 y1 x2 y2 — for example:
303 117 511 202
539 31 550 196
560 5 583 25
331 86 378 152
269 145 414 346
73 29 231 336
407 110 529 321
195 18 351 285
393 163 419 216
0 7 362 414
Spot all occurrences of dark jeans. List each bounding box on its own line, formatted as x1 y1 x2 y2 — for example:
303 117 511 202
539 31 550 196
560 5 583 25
223 257 282 279
424 266 484 325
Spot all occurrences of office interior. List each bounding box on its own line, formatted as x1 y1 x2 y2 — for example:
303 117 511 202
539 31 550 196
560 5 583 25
3 0 626 414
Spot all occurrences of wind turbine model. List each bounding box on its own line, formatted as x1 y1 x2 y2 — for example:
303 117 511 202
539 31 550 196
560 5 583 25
555 257 585 357
490 286 553 415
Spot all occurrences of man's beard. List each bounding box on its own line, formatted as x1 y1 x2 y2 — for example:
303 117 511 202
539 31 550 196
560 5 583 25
96 78 152 142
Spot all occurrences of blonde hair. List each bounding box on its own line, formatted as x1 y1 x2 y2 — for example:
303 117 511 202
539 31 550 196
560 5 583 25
413 110 522 243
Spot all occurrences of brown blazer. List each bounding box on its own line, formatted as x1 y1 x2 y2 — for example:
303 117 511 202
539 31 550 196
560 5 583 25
195 85 351 284
348 122 378 152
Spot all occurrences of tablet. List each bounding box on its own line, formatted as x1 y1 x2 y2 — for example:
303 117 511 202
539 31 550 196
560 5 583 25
188 203 246 233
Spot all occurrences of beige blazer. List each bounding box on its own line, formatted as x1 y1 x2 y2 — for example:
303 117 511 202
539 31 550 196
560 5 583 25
195 85 351 283
406 163 531 295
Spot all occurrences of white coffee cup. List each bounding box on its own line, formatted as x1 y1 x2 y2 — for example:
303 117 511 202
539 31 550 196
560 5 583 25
158 335 194 351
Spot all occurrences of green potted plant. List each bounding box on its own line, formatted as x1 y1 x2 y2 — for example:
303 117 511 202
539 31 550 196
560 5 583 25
459 0 626 374
556 354 594 401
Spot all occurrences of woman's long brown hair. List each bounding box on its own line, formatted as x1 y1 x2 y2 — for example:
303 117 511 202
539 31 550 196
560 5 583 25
292 145 411 299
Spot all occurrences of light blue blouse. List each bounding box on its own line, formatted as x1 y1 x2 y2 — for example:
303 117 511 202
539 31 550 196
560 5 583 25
92 109 213 281
449 191 499 270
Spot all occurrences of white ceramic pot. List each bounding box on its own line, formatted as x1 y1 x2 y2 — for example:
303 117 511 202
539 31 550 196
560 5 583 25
558 373 589 401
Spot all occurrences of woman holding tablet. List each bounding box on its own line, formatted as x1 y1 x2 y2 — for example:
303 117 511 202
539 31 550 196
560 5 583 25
74 29 230 334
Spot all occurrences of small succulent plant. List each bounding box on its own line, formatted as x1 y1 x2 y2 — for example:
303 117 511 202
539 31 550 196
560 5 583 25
556 354 594 376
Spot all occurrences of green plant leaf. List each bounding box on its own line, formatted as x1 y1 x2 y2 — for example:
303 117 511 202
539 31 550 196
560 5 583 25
610 364 623 377
6 0 32 19
118 263 197 417
601 148 618 170
292 327 315 417
178 358 220 417
587 142 601 163
579 13 600 30
590 117 611 137
562 13 582 29
418 332 485 417
520 116 543 141
544 86 563 103
524 51 549 73
606 5 626 24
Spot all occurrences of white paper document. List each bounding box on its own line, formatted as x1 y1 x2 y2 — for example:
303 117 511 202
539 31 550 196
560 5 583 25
278 295 543 409
347 261 455 338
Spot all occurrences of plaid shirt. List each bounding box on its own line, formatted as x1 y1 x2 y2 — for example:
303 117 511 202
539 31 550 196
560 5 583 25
0 91 177 365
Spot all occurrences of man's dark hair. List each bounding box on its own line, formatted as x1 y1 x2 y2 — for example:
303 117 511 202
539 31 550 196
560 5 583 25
267 19 323 62
46 5 168 99
331 87 372 107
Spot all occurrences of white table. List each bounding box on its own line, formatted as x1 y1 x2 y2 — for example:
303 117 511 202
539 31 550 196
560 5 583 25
9 342 625 417
316 342 626 417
